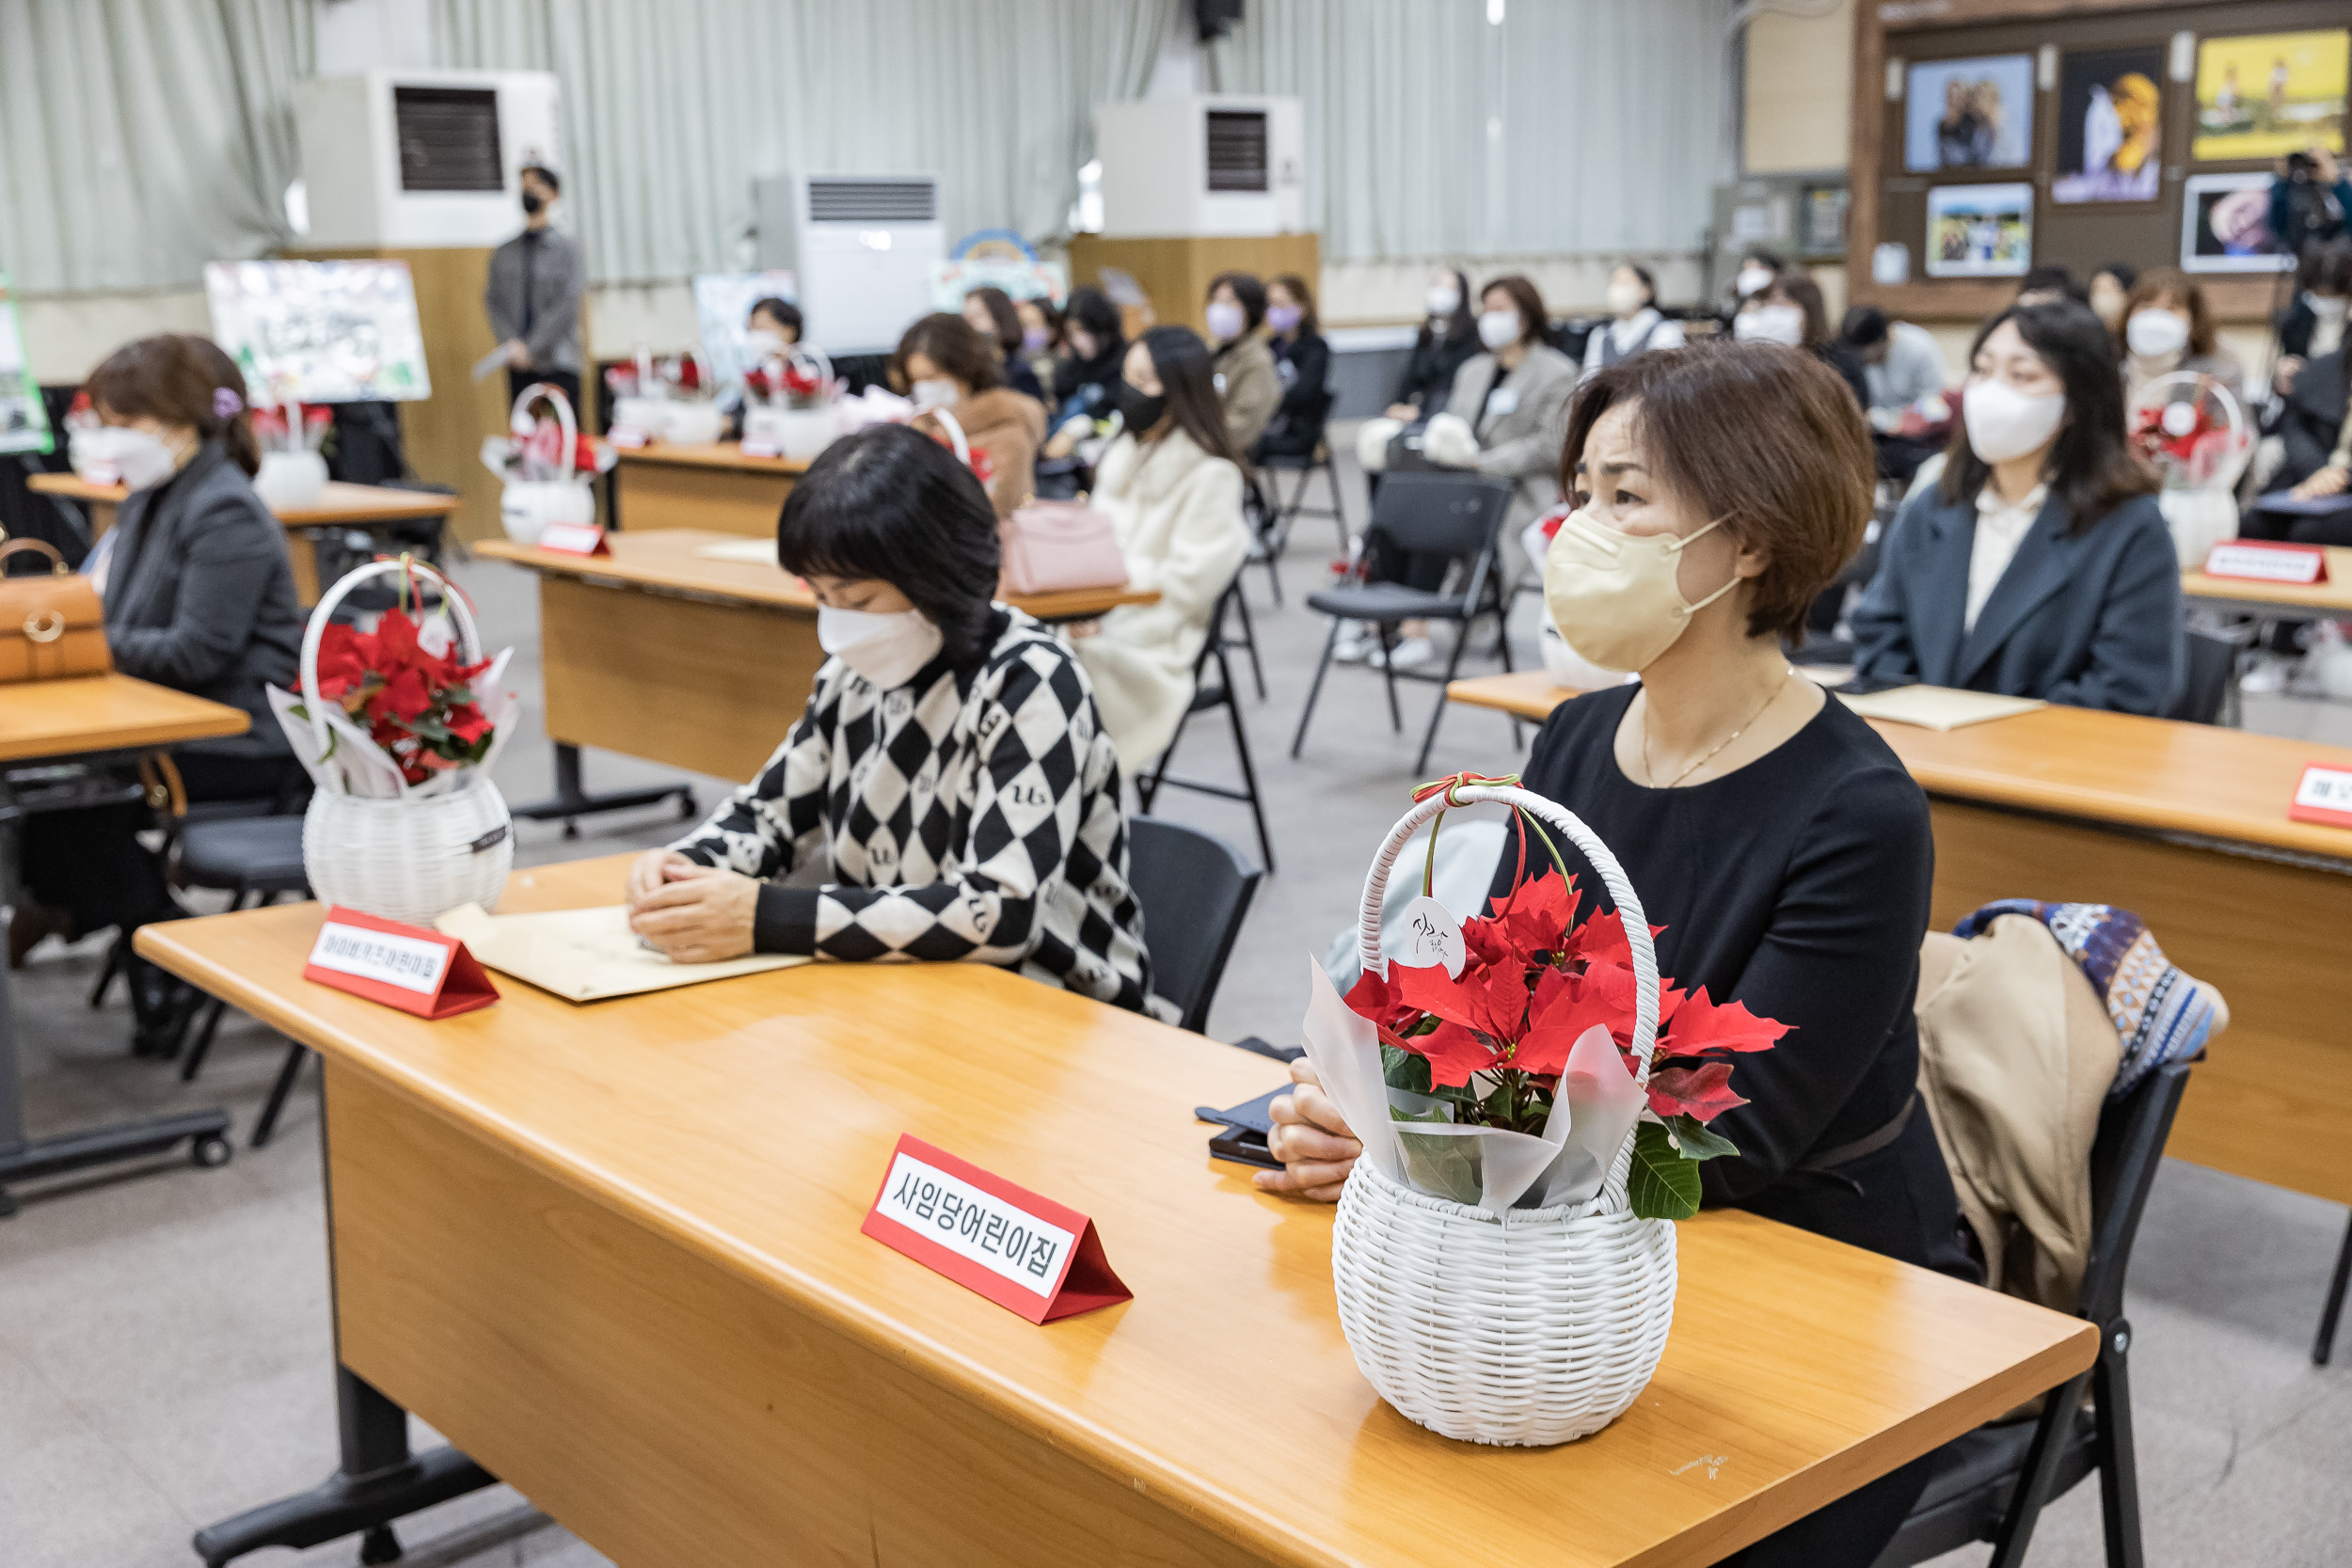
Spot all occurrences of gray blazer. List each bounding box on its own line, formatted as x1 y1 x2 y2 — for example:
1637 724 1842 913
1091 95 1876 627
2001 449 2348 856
1850 485 2183 716
1443 341 1577 579
105 441 305 753
485 227 586 372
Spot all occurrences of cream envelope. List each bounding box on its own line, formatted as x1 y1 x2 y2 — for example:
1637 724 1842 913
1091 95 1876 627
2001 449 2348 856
436 903 807 1003
1836 685 2046 731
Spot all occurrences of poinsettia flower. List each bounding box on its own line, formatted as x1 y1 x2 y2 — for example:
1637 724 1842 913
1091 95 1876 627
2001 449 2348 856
445 705 493 745
1517 966 1625 1075
1416 1017 1504 1087
1485 868 1580 958
1646 1059 1748 1122
1658 987 1789 1057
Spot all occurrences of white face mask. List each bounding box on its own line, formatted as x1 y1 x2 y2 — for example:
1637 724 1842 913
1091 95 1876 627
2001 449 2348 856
909 378 957 412
94 427 181 491
817 604 946 689
1734 304 1806 347
2308 293 2347 324
1204 301 1246 342
1962 377 2068 465
745 329 787 358
1544 510 1739 673
2124 308 2190 359
1426 285 1461 318
1735 265 1774 299
1477 309 1523 351
1604 281 1649 319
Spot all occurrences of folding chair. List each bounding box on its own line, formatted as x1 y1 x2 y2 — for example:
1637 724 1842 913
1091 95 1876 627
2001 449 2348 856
1136 580 1275 873
1124 816 1263 1034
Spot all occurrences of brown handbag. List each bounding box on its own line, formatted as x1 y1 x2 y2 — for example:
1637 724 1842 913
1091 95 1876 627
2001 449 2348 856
0 537 111 683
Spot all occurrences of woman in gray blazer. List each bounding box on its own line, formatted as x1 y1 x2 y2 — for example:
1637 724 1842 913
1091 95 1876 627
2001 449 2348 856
1851 301 2182 715
13 336 305 1044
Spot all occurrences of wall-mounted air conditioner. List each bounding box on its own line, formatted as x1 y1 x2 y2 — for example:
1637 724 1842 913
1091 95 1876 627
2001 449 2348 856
1094 96 1305 238
294 71 562 248
754 174 945 356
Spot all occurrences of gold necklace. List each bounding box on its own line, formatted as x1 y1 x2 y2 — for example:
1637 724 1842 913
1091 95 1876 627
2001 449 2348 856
1642 671 1791 788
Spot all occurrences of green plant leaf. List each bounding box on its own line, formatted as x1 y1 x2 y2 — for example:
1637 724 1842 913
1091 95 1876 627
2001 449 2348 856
1665 1114 1739 1162
1381 1041 1432 1096
1629 1121 1702 1220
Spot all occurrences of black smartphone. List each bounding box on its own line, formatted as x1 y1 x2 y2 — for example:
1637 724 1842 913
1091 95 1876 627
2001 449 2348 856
1208 1123 1282 1170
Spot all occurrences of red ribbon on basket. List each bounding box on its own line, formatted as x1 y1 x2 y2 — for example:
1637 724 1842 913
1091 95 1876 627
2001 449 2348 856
1410 770 1521 807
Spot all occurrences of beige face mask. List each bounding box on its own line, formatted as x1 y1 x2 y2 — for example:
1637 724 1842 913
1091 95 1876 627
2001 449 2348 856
1543 509 1740 673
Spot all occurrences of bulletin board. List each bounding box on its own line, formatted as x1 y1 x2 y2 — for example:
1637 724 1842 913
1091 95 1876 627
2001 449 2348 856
0 275 51 457
1850 0 2351 324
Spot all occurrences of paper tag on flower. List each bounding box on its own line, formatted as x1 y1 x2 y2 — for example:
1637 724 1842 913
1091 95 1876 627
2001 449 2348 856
1394 895 1466 977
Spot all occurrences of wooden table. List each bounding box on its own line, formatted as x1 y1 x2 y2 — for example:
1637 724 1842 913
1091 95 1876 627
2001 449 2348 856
136 852 2094 1568
1449 670 2352 1208
2179 546 2352 618
27 473 462 602
473 529 1156 807
612 441 810 538
0 675 249 1212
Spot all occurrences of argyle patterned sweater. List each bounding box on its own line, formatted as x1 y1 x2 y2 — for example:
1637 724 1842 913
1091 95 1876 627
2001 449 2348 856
671 608 1154 1012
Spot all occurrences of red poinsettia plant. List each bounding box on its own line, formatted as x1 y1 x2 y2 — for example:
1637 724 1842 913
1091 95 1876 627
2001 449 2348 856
2128 393 2239 487
1345 777 1789 1218
305 599 496 786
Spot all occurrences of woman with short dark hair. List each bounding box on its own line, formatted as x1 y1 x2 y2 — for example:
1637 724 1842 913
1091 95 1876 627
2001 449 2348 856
1259 341 1977 1567
1204 271 1279 451
627 422 1153 1012
1852 300 2180 713
888 312 1044 518
2120 266 2244 406
961 285 1047 402
1250 272 1331 462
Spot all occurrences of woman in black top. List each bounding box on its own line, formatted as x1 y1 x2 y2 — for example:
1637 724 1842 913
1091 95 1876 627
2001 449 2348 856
1382 268 1479 421
1041 286 1127 460
1261 342 1974 1568
960 286 1047 403
1249 272 1331 461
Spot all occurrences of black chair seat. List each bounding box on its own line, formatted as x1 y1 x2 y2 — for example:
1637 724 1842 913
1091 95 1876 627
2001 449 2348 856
1305 583 1467 622
1125 816 1262 1034
179 816 310 895
1876 1405 2097 1565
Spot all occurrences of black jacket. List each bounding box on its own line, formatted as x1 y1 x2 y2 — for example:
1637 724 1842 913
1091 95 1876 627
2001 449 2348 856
1392 325 1479 415
1851 485 2183 715
1255 330 1331 457
104 440 304 754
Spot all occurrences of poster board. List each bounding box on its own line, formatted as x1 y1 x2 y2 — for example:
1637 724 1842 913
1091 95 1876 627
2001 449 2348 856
691 270 799 388
204 260 431 404
0 274 53 457
2192 29 2347 162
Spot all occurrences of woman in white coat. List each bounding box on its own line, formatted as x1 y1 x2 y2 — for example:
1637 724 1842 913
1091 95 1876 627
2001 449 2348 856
1074 325 1250 774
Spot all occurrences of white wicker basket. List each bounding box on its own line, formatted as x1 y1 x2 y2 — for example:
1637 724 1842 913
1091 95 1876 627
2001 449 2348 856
1331 783 1677 1447
298 560 513 925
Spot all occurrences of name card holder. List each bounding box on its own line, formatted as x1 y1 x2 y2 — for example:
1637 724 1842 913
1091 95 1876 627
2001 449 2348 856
2203 541 2328 585
2289 764 2352 829
862 1134 1131 1323
303 907 500 1019
537 521 610 557
738 438 782 459
606 425 649 449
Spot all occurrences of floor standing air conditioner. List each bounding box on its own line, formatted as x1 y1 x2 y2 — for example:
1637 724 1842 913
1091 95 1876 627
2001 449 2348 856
1094 96 1304 237
754 174 944 356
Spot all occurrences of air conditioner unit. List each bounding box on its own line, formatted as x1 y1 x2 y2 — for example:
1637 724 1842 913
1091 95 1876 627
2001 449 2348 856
754 174 945 356
1094 96 1305 237
294 71 562 248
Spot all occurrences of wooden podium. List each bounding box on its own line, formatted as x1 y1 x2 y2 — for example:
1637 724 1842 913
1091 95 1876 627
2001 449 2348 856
1066 234 1321 339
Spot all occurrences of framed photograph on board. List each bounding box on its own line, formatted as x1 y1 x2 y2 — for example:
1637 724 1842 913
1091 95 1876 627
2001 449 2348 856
203 261 430 404
1905 55 2036 173
0 275 52 458
2181 173 2296 272
2053 47 2166 204
1926 183 2034 277
2192 30 2347 163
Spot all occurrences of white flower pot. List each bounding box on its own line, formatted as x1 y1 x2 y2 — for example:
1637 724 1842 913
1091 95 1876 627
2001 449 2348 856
303 780 513 927
501 478 596 545
253 450 329 512
769 404 837 461
659 402 726 446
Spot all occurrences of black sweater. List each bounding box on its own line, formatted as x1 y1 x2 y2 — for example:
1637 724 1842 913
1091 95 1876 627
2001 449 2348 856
1392 325 1479 415
1494 684 1974 1279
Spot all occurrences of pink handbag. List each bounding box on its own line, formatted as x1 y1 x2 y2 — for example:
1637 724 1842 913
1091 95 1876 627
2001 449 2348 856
999 497 1130 595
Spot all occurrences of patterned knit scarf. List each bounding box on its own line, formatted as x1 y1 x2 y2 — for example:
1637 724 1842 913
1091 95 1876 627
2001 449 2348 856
1952 899 2218 1097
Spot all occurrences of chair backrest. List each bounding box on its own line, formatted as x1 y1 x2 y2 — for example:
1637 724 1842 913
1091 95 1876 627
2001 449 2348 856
1125 815 1263 1034
2076 1059 2192 1325
2168 629 2236 725
1365 471 1514 562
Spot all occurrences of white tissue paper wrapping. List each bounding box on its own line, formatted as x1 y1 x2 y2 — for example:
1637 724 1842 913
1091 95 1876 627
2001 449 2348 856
269 646 519 801
830 384 916 436
1297 956 1647 1215
1420 412 1481 468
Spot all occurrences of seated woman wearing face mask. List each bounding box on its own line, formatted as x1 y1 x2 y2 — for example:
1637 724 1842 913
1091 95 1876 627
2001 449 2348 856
722 295 803 439
1257 341 1977 1568
1383 270 1481 424
2120 267 2244 408
889 312 1045 519
961 285 1049 404
1204 272 1279 453
627 423 1153 1012
1851 300 2180 714
1070 327 1251 773
1579 262 1685 380
12 336 305 1044
1041 287 1128 463
1734 273 1871 409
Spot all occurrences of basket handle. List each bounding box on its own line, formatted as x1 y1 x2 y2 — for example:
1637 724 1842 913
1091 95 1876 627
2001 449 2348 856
924 404 973 467
789 344 834 395
1357 783 1661 1088
298 558 484 763
509 381 582 483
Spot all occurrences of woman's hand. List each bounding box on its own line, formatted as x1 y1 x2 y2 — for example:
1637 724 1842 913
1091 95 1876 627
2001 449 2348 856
625 849 695 910
2274 355 2305 395
628 865 760 962
1252 1058 1362 1202
1382 402 1418 422
2294 464 2351 499
1042 417 1089 460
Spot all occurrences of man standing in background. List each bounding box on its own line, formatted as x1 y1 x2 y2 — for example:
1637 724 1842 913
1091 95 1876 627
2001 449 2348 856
485 163 585 415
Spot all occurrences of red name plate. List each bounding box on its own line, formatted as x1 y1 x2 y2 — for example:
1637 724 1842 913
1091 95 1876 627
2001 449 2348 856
861 1134 1131 1323
605 424 648 449
2204 540 2328 584
302 907 499 1020
537 521 610 557
2289 764 2352 829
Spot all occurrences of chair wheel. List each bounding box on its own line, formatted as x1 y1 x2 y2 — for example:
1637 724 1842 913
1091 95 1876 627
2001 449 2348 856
190 1132 232 1169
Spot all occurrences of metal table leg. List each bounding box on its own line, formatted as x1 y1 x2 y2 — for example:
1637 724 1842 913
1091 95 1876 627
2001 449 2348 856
2316 1211 2351 1367
506 743 696 840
